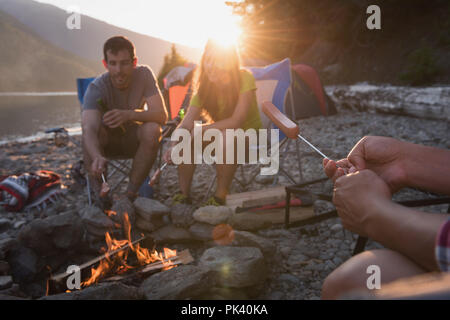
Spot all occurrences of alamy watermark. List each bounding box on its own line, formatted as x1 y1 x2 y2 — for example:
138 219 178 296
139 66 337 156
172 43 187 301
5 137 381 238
366 264 381 290
170 122 280 175
366 5 381 30
66 5 81 30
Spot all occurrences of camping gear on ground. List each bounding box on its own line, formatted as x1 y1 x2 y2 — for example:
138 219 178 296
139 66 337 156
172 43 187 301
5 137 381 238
0 170 64 212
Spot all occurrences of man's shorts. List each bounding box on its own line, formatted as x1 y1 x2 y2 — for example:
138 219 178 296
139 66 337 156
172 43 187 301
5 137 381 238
103 122 140 158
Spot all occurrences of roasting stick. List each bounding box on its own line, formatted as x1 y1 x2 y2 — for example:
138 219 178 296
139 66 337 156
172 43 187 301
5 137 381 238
262 101 333 161
148 162 168 187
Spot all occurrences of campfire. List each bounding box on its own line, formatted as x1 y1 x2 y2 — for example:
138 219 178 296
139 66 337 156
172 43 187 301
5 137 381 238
47 211 193 294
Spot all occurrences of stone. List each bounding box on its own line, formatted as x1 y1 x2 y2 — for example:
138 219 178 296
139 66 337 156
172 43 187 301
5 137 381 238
188 223 215 241
192 206 233 225
49 212 84 250
80 206 115 230
134 198 170 221
0 238 17 255
135 218 158 232
110 197 136 226
0 275 13 290
139 265 217 300
8 246 40 284
170 203 195 228
0 261 10 275
13 221 26 229
330 223 343 233
150 224 193 243
229 214 272 231
0 219 12 233
199 246 267 288
277 273 302 287
231 230 277 258
286 253 309 268
18 211 83 253
42 282 142 300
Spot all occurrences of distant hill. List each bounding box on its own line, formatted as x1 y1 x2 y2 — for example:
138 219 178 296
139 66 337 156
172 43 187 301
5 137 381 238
0 9 103 91
0 0 202 75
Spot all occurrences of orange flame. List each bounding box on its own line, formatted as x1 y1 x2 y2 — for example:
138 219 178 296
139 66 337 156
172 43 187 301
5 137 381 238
81 212 177 288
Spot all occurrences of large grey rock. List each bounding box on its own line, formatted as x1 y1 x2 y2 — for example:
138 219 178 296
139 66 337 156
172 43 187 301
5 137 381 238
151 224 193 243
110 197 136 226
170 203 195 228
0 275 13 290
134 198 170 221
188 223 215 241
192 206 233 225
231 230 277 259
140 265 217 300
81 206 115 229
18 212 83 253
0 219 12 233
42 282 142 300
48 212 84 250
199 246 267 288
8 246 40 284
0 238 17 259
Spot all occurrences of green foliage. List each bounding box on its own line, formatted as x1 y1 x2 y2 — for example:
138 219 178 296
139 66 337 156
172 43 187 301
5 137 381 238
399 48 439 86
157 44 188 90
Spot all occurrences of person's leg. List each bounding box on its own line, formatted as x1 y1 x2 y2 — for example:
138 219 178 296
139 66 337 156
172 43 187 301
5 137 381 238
128 122 161 197
321 248 427 299
214 129 239 201
177 163 196 197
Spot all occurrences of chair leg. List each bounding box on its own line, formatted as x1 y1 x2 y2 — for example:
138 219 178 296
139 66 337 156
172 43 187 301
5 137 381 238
86 173 92 206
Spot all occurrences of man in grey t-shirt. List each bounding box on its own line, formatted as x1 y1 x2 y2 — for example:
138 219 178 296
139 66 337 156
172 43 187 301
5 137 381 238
82 36 167 205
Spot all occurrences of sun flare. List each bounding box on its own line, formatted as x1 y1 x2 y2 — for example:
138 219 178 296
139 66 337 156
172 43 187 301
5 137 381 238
207 18 243 48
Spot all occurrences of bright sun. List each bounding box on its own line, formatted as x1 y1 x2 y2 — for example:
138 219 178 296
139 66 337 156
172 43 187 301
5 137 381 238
207 17 243 47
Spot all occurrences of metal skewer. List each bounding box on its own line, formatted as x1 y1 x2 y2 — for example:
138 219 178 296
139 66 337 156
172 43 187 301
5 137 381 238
297 134 330 160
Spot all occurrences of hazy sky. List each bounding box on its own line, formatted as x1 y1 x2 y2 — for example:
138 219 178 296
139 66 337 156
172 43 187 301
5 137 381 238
34 0 242 48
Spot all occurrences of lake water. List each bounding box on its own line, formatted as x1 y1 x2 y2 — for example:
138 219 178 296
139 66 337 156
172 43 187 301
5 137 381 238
0 93 82 144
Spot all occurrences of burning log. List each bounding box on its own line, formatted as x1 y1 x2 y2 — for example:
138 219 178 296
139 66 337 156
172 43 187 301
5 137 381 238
47 212 193 296
104 249 194 282
49 236 147 283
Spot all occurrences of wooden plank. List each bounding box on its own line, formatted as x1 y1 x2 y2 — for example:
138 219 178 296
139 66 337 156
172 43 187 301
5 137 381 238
235 206 315 225
226 186 286 208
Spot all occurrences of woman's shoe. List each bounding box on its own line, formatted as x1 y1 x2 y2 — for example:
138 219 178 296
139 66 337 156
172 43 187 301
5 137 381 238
202 196 225 207
172 193 192 205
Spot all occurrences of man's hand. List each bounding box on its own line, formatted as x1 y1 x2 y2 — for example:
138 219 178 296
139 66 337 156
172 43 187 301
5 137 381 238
103 109 131 128
91 155 107 178
333 169 392 237
323 136 408 193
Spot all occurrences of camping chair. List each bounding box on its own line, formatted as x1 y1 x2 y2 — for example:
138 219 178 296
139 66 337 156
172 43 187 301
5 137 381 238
203 58 303 201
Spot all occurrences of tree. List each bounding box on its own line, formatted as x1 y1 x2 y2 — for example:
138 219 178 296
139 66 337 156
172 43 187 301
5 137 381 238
157 44 188 90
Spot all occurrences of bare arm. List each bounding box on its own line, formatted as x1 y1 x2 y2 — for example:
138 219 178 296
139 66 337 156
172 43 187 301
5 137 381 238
134 92 168 126
333 169 449 272
82 109 102 159
81 109 107 176
367 200 448 271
